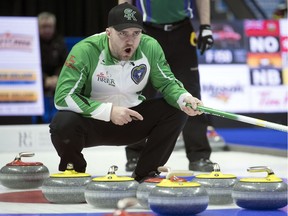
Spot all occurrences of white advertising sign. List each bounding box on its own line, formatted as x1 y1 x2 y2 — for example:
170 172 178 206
0 17 44 116
200 65 251 112
0 124 53 152
250 86 288 112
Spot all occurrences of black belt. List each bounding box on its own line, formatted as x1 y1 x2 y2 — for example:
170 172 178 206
144 18 190 32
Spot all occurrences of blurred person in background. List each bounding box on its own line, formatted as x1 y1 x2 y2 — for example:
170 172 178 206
119 0 225 172
273 2 287 19
34 12 68 124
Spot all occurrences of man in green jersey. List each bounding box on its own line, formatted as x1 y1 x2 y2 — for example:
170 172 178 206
120 0 218 172
49 3 204 182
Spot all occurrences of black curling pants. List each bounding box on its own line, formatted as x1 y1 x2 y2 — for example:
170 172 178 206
49 98 188 179
126 19 212 163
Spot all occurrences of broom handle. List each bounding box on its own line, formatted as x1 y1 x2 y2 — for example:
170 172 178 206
188 104 288 133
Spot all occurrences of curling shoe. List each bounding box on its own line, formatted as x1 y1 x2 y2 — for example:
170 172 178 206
189 158 214 172
125 158 138 172
132 170 160 183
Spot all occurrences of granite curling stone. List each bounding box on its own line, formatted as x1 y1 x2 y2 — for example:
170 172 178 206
136 166 193 208
0 152 49 189
193 163 238 205
136 166 168 208
148 176 208 215
232 166 288 210
85 165 139 208
41 163 91 203
136 176 164 208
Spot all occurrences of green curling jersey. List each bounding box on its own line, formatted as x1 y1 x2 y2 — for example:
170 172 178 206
55 32 190 121
135 0 194 24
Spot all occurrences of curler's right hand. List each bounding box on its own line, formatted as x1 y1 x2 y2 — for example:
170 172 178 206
110 106 143 125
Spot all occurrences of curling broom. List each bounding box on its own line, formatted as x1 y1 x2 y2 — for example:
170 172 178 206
187 104 288 132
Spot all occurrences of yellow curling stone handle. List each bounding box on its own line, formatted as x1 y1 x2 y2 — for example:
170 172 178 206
240 166 283 183
156 179 201 188
196 171 237 179
50 163 91 178
50 169 91 178
92 174 134 182
196 163 237 179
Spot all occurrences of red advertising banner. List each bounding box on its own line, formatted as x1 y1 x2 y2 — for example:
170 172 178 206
244 20 280 36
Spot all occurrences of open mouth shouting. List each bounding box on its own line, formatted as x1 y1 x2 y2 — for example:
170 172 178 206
121 47 133 60
125 47 132 54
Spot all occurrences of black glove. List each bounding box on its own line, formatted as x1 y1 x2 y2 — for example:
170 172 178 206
197 24 214 55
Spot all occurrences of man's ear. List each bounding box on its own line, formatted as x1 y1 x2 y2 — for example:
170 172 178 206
106 28 111 38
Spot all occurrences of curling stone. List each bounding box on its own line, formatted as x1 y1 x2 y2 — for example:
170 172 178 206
0 152 49 189
232 166 288 210
136 176 164 209
85 165 139 208
136 166 194 208
41 163 91 203
148 176 208 215
192 163 237 205
136 166 167 208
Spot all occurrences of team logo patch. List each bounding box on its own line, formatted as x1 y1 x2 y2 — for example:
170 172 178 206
131 64 147 84
124 8 137 21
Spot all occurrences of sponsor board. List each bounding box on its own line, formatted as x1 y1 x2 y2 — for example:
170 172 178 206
0 17 44 116
0 124 53 152
250 86 288 112
198 19 287 113
0 70 37 84
199 65 251 112
200 64 288 113
198 20 245 64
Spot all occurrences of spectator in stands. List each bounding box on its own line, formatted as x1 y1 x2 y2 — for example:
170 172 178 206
35 12 68 123
272 3 287 19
